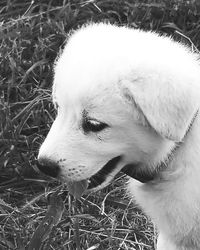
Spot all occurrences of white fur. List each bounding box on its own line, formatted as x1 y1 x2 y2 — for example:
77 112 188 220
38 23 200 249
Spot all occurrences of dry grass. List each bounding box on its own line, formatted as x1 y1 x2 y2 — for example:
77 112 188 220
0 0 200 249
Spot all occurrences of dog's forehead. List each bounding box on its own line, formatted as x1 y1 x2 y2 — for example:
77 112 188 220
53 57 124 111
53 54 123 105
53 25 143 104
53 71 132 123
54 76 120 111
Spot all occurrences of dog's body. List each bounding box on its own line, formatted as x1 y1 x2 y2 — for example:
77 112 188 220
129 115 200 250
38 23 200 249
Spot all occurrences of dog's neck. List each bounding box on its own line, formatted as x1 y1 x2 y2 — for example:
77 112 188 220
122 110 199 183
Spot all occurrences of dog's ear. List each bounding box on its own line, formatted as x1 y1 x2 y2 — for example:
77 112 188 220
120 75 198 141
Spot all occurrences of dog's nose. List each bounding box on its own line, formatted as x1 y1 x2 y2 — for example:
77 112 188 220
37 158 60 178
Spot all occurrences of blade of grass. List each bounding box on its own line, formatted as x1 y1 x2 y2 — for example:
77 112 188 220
27 190 64 250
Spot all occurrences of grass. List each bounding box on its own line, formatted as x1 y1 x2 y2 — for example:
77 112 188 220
0 0 200 249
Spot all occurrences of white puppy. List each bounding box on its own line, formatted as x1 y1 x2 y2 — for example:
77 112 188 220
38 23 200 250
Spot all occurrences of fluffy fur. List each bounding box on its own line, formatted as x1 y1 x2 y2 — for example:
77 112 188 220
38 23 200 249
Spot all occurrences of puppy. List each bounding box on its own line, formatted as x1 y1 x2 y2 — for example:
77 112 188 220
37 23 200 250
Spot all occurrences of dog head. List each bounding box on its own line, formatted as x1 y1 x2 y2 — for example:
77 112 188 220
37 23 199 194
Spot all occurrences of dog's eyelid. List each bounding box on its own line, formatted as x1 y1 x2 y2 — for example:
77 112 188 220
88 119 102 125
88 117 109 126
83 118 109 133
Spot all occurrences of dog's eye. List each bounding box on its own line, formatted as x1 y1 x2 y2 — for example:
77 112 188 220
83 119 109 133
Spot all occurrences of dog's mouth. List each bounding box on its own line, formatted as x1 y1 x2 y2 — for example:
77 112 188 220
67 156 154 199
67 156 122 198
86 157 154 189
88 156 122 189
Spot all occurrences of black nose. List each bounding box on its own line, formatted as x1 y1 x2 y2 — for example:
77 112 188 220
37 158 60 178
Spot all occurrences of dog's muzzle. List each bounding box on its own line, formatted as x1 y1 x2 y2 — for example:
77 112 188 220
36 156 122 196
